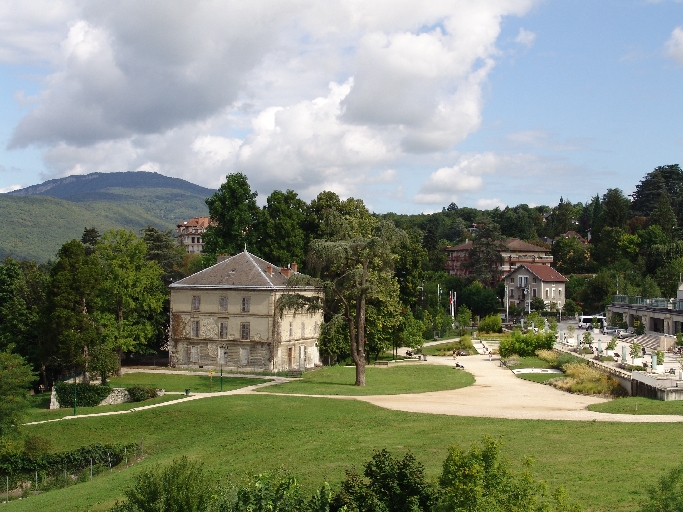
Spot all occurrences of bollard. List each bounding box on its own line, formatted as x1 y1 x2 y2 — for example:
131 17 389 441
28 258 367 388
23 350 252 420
651 353 658 372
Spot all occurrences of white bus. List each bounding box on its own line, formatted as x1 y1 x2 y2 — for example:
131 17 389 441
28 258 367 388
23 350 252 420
578 315 606 329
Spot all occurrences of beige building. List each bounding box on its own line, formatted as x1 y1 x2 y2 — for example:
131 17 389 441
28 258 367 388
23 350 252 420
169 250 323 371
503 263 567 311
176 216 212 254
444 238 553 280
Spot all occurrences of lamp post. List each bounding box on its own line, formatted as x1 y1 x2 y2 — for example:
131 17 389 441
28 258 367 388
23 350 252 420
505 285 509 323
73 370 77 416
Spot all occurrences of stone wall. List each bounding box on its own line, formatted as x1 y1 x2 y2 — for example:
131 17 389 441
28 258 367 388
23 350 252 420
49 387 165 409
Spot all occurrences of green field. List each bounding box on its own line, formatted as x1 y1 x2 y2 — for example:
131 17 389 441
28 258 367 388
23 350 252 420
23 394 184 423
588 396 683 415
505 356 553 370
516 373 565 384
260 365 475 395
6 393 679 512
107 373 267 393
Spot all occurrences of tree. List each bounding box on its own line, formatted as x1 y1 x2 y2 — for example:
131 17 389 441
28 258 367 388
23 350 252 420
95 230 165 372
81 226 100 255
465 218 505 286
259 189 307 267
278 214 405 386
639 462 683 512
631 164 683 222
46 240 102 379
563 299 578 317
601 188 631 229
140 226 185 285
460 282 500 318
630 342 642 364
203 173 260 256
0 350 36 439
456 305 473 335
531 297 546 312
552 236 590 274
439 436 580 512
333 449 436 512
649 191 678 240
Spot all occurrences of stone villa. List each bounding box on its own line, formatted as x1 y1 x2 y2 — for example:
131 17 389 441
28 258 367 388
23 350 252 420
169 251 323 371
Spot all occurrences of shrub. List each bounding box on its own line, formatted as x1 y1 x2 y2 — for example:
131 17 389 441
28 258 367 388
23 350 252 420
556 352 586 369
112 456 213 512
549 363 622 396
499 331 555 358
438 436 581 512
536 350 558 366
54 382 111 408
640 462 683 512
127 386 157 403
478 315 502 334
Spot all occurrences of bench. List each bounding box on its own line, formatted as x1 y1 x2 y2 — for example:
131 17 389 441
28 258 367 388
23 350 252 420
374 361 389 366
287 370 303 377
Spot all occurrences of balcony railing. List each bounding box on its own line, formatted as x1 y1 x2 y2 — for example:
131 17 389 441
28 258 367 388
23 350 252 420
612 295 671 309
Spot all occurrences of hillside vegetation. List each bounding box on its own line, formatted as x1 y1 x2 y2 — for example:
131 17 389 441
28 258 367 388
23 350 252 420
0 172 211 261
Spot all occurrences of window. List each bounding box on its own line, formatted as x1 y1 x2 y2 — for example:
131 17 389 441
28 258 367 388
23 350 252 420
190 345 199 362
552 288 555 299
545 289 549 298
509 278 514 283
241 297 250 313
219 321 228 339
191 236 195 243
509 288 514 297
219 296 228 312
518 276 528 287
559 289 562 298
532 288 537 298
289 322 293 338
191 320 200 337
532 278 537 284
301 322 305 338
191 295 201 311
240 322 250 340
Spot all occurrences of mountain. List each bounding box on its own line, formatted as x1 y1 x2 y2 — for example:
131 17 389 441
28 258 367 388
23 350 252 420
0 172 214 262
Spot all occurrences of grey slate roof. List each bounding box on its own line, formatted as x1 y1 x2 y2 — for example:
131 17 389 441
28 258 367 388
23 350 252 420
170 250 296 289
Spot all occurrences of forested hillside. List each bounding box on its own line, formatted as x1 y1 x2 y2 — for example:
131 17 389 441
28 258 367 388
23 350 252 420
0 172 211 261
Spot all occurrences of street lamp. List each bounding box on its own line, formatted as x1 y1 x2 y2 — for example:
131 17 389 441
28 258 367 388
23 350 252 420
505 285 509 323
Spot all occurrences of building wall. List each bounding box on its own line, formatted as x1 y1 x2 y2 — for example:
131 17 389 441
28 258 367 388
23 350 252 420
504 269 565 309
169 287 323 371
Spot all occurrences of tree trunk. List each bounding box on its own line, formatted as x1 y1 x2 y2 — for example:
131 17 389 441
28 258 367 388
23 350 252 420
82 345 90 384
353 260 368 386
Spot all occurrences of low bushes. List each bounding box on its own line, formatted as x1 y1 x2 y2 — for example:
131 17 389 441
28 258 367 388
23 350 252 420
549 363 623 396
499 330 555 358
111 437 582 512
477 314 502 334
54 382 111 408
126 386 158 402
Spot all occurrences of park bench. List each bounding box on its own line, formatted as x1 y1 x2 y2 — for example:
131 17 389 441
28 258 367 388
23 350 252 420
374 361 389 366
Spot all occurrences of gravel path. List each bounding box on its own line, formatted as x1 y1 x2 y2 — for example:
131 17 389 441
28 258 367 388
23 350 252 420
26 357 683 425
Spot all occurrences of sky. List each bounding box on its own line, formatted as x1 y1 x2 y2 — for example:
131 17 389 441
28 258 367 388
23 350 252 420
0 0 682 213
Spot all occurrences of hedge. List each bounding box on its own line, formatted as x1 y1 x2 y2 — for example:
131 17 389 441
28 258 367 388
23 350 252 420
54 382 112 408
499 331 555 358
127 386 159 402
0 442 138 478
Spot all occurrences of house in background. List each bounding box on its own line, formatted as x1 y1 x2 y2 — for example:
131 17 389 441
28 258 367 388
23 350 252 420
444 238 553 280
502 263 568 311
169 250 323 371
176 216 212 254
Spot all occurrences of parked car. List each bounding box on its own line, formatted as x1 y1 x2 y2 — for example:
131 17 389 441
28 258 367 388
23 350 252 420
618 329 635 339
601 326 618 335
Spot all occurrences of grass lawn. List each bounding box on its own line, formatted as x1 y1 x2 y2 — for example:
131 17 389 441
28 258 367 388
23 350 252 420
107 373 267 393
505 356 553 370
5 394 678 512
23 394 184 423
588 396 683 415
259 364 475 395
516 373 566 384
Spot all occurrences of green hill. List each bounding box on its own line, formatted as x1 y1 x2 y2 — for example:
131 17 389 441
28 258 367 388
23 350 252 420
0 172 213 262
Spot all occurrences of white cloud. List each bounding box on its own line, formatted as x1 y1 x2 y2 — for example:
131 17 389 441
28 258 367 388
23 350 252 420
0 184 22 193
413 153 496 204
666 26 683 66
515 27 536 47
5 0 540 202
476 197 506 209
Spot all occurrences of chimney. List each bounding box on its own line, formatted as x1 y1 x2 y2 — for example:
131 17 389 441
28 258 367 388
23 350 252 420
281 267 291 278
291 262 298 273
217 254 231 263
266 264 272 275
